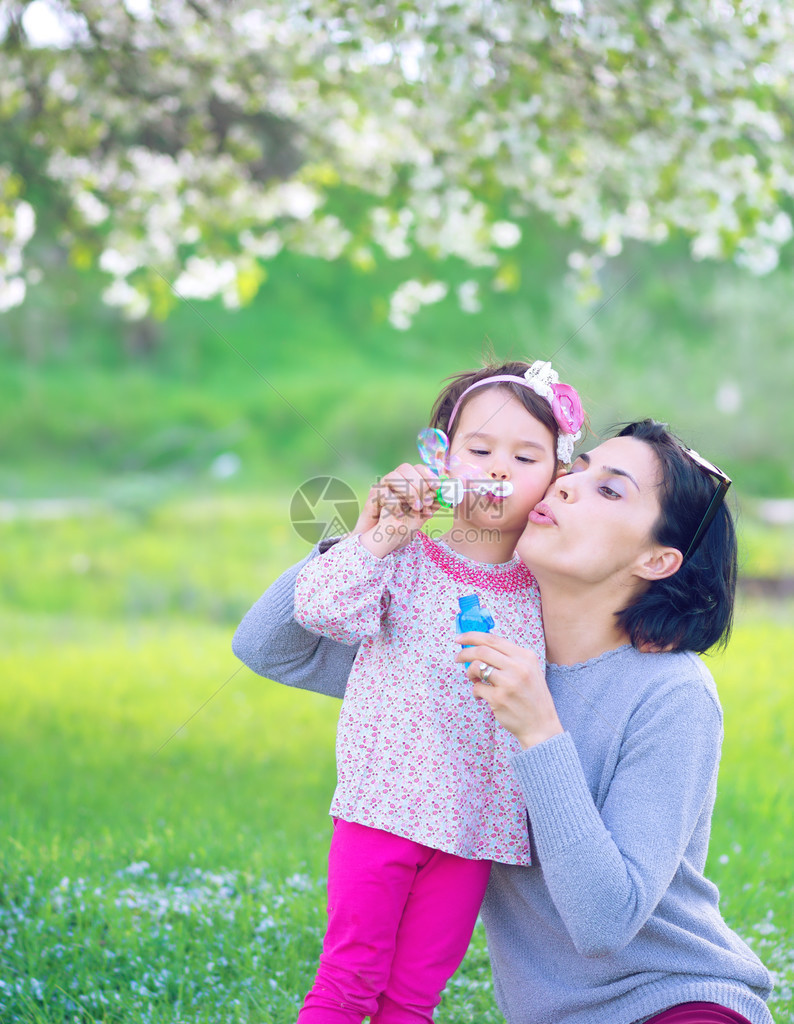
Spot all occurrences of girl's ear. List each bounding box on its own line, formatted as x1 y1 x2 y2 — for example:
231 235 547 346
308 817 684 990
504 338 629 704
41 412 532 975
635 545 683 582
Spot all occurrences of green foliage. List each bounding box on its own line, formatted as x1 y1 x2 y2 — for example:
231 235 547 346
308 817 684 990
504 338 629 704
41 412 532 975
2 225 794 501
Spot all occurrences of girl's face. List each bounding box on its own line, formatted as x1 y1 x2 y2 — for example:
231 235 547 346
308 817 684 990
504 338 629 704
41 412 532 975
449 387 557 531
516 435 667 585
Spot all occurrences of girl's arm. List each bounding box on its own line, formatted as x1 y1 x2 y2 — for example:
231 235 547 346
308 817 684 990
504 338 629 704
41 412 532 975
232 543 355 699
294 532 403 644
232 461 438 694
294 461 440 644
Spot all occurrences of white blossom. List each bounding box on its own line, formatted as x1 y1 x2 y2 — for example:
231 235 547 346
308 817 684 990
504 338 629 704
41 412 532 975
389 279 448 330
0 275 26 312
173 257 237 301
2 0 794 327
99 248 140 278
102 278 150 320
457 279 482 314
491 221 521 249
715 382 742 415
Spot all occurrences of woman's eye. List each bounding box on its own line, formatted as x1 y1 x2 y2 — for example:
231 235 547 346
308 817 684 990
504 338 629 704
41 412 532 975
599 485 621 499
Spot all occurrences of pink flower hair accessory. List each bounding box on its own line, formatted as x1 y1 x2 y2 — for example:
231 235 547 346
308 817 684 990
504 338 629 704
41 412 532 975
522 361 584 462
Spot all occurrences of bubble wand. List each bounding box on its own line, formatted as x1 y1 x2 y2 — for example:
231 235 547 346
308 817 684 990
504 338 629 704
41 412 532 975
417 428 514 508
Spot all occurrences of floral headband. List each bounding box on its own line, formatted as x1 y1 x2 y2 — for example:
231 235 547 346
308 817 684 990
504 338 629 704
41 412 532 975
447 360 585 464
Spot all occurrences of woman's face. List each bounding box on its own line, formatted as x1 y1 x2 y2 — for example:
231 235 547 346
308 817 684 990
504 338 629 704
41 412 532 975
516 435 667 585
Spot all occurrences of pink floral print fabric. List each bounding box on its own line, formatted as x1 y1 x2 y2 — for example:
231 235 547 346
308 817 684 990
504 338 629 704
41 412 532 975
294 531 545 866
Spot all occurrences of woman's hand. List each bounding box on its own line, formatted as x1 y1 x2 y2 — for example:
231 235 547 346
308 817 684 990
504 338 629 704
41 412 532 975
455 632 564 749
354 462 441 557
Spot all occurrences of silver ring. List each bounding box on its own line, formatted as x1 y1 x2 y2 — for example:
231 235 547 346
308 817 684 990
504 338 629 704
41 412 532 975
478 662 494 684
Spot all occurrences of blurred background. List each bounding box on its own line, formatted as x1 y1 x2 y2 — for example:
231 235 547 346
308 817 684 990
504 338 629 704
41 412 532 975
3 219 794 502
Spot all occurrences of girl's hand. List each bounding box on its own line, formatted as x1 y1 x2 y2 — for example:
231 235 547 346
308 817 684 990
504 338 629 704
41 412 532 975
455 632 564 749
354 462 441 556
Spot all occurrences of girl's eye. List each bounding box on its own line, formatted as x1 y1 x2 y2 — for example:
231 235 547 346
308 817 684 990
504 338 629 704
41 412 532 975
516 456 537 464
469 449 489 457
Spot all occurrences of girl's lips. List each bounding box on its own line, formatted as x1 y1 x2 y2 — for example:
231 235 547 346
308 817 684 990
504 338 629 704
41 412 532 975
529 501 557 526
489 480 513 498
472 481 513 500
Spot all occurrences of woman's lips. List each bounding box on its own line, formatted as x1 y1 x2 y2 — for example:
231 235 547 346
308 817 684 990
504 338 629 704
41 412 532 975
528 501 557 526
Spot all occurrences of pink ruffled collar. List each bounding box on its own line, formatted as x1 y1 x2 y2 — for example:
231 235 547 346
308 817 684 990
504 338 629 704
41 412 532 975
419 531 537 595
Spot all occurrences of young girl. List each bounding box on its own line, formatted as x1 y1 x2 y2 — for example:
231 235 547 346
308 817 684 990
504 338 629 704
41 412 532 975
293 359 585 1023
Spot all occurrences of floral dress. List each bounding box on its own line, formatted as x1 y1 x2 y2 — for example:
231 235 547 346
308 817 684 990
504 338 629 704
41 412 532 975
293 531 545 866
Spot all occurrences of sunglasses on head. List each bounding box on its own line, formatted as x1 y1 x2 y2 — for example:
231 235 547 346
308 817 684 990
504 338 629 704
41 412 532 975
678 445 732 561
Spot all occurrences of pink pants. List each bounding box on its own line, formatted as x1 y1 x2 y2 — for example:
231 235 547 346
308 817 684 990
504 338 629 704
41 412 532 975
644 1004 754 1023
297 819 492 1024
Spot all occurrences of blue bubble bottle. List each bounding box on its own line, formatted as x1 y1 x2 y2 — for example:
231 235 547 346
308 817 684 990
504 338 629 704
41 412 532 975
455 594 495 667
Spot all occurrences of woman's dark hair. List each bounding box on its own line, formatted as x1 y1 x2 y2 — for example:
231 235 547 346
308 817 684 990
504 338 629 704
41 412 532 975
614 419 737 654
429 361 566 459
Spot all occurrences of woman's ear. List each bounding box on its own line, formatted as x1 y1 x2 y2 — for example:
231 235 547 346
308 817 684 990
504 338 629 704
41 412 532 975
635 545 683 582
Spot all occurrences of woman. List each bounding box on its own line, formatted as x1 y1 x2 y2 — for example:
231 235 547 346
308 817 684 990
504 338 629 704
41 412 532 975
233 419 773 1024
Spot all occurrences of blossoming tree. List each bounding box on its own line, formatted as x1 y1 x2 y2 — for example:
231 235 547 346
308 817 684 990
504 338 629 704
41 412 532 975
1 0 792 326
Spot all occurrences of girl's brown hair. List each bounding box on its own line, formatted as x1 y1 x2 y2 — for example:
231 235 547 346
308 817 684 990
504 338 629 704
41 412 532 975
429 361 563 456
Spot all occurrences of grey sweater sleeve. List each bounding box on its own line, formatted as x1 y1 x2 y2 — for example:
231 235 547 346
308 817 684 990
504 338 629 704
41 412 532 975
509 667 723 958
231 541 355 699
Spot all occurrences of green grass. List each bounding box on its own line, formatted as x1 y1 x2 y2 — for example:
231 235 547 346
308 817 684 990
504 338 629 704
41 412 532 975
1 497 792 1023
0 616 338 1023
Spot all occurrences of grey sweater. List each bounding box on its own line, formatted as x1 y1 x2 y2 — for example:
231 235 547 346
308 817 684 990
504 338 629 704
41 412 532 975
232 546 774 1024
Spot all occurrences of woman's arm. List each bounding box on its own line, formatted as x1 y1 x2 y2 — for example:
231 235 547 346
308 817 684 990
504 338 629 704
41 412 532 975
232 542 355 699
510 683 721 957
458 636 723 957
